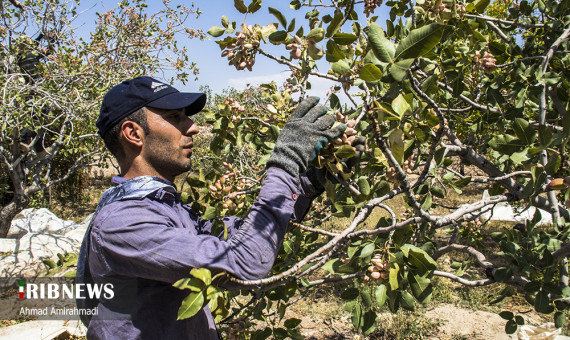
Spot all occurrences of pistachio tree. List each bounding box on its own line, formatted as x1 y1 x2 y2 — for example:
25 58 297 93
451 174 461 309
0 0 205 237
174 0 570 337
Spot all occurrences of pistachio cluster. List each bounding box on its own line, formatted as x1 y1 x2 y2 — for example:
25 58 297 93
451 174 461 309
386 160 411 186
364 0 384 17
285 35 303 59
282 77 301 93
223 96 245 112
208 162 253 212
474 50 497 74
221 26 260 71
314 112 367 180
364 255 389 282
416 0 466 19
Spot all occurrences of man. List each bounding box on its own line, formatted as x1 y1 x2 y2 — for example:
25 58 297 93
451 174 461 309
76 76 345 339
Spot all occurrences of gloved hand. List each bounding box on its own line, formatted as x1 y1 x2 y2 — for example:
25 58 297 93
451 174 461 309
267 97 346 177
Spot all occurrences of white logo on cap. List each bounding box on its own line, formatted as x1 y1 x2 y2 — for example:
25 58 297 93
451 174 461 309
151 81 168 93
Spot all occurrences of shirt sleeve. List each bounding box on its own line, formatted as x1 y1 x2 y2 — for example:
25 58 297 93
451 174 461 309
89 167 311 285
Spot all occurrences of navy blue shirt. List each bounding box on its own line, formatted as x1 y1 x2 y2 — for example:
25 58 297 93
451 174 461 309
84 167 318 339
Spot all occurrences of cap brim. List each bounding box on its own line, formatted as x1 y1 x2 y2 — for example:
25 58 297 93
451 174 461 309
147 92 207 116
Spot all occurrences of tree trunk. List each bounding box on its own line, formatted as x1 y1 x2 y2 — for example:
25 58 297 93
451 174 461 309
0 196 29 238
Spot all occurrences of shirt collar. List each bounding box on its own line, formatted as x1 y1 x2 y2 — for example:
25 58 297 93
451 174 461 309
111 175 179 204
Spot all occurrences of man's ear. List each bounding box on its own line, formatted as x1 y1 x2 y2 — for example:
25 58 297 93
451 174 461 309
120 120 145 149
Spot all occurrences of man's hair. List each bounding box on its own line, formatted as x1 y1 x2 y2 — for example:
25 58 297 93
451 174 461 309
102 108 149 162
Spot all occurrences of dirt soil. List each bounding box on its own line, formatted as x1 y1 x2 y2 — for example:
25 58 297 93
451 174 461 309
293 303 545 339
424 304 516 339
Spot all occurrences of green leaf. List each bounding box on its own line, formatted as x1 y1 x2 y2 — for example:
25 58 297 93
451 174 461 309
202 206 217 220
488 135 525 155
326 12 343 37
357 177 371 196
362 310 377 336
268 7 287 28
515 315 525 325
555 312 566 328
401 244 438 273
173 277 204 292
333 33 358 45
499 311 514 320
505 319 517 334
234 0 248 13
375 284 388 306
389 263 400 290
335 144 356 158
331 59 351 75
453 176 472 188
221 16 230 28
287 18 296 32
360 242 375 258
392 94 412 117
248 0 262 13
367 22 394 63
351 303 364 330
394 23 444 61
512 118 536 145
493 267 513 283
284 318 302 329
408 272 432 303
269 30 288 44
257 153 270 166
191 268 212 285
390 58 414 81
474 0 491 12
430 186 445 198
388 129 405 165
63 270 77 278
387 290 400 313
534 289 554 314
341 287 360 300
359 63 383 82
545 153 560 175
251 328 273 340
207 26 226 37
400 291 416 311
421 194 432 211
306 28 325 42
43 259 58 269
326 40 346 62
177 291 205 319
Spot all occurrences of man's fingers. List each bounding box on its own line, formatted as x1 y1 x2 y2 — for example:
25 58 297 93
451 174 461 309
313 114 336 131
291 96 320 119
323 123 347 140
303 104 327 123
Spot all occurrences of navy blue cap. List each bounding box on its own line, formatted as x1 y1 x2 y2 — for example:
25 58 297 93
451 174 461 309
96 76 207 137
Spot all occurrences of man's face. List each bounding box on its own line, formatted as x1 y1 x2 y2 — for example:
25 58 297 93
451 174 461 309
141 107 199 181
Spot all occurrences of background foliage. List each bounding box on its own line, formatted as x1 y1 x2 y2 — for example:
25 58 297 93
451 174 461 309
174 0 570 337
0 0 205 237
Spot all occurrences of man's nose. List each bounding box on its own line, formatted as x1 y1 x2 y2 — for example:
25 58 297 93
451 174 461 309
185 119 199 136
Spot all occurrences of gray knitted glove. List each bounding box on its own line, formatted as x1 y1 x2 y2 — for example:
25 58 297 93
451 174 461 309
267 97 346 177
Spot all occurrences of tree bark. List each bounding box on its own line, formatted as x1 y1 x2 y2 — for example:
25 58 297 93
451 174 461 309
0 196 29 237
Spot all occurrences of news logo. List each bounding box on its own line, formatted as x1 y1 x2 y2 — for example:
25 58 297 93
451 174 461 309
16 279 114 300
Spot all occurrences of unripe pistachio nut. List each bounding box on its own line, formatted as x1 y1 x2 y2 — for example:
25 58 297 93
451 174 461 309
548 178 566 190
294 35 302 44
